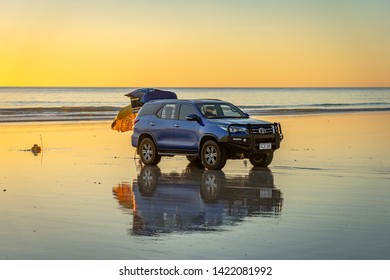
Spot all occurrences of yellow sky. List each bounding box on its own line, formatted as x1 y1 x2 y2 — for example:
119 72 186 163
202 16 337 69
1 0 389 87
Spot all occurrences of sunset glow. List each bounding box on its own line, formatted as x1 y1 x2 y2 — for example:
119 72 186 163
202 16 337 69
1 0 389 87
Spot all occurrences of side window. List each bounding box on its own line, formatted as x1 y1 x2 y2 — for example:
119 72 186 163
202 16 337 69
157 104 177 119
179 104 198 120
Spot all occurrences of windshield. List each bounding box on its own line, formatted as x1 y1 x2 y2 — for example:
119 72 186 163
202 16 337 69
196 103 247 119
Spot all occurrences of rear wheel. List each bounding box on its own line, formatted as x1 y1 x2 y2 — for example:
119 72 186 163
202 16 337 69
249 152 273 167
139 138 161 165
200 140 227 170
138 165 160 195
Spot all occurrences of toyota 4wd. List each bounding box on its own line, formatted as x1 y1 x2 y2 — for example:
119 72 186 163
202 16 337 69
132 99 283 170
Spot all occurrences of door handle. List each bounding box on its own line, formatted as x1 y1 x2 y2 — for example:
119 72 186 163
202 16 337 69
174 124 181 128
150 122 156 126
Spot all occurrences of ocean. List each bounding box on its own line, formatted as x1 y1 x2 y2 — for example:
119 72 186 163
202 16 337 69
1 87 390 122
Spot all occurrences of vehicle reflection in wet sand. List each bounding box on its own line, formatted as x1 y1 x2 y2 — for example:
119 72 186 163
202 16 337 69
112 164 283 236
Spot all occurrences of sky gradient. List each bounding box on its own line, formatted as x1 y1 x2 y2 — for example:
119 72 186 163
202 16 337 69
1 0 389 87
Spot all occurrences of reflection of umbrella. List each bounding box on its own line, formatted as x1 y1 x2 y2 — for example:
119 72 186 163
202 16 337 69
125 88 177 104
111 104 136 132
112 183 135 209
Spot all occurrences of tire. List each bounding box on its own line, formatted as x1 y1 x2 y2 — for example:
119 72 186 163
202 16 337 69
200 140 227 170
249 152 274 167
138 137 161 165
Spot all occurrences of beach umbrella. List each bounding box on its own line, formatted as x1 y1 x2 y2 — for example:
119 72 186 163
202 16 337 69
125 88 177 104
111 104 136 132
125 88 151 100
112 88 177 132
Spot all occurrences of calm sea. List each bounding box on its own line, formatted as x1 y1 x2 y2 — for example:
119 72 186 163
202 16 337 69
1 87 390 122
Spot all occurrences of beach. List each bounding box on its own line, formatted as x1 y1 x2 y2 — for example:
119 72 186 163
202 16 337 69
0 113 389 260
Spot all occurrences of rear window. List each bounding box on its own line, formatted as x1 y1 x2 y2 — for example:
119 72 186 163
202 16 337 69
156 104 177 119
138 103 162 116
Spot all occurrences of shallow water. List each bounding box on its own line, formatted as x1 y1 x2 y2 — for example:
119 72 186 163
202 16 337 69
0 154 389 260
0 115 389 260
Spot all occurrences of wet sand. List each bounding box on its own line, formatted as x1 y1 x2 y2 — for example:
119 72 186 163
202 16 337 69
0 113 389 259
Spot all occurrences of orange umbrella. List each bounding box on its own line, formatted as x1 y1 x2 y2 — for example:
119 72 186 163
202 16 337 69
111 104 136 132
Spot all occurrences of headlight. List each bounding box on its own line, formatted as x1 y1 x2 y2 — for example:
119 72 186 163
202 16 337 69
217 125 228 131
229 126 248 134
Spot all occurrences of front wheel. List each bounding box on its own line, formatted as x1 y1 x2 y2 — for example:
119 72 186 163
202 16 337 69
200 140 227 170
138 138 161 165
200 170 225 202
249 152 274 167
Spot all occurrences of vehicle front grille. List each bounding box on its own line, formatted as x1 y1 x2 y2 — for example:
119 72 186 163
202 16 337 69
250 125 275 135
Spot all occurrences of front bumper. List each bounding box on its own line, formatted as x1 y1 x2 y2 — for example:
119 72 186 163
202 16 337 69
222 122 283 156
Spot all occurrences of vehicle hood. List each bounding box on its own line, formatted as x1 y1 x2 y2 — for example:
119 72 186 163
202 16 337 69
207 118 272 126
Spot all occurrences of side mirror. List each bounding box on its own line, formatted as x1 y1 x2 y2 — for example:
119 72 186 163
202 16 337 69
244 112 250 118
186 114 200 121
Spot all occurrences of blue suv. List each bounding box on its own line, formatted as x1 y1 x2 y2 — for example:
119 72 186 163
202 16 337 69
132 99 283 170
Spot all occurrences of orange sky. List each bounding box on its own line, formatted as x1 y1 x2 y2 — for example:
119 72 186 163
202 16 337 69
1 0 389 87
